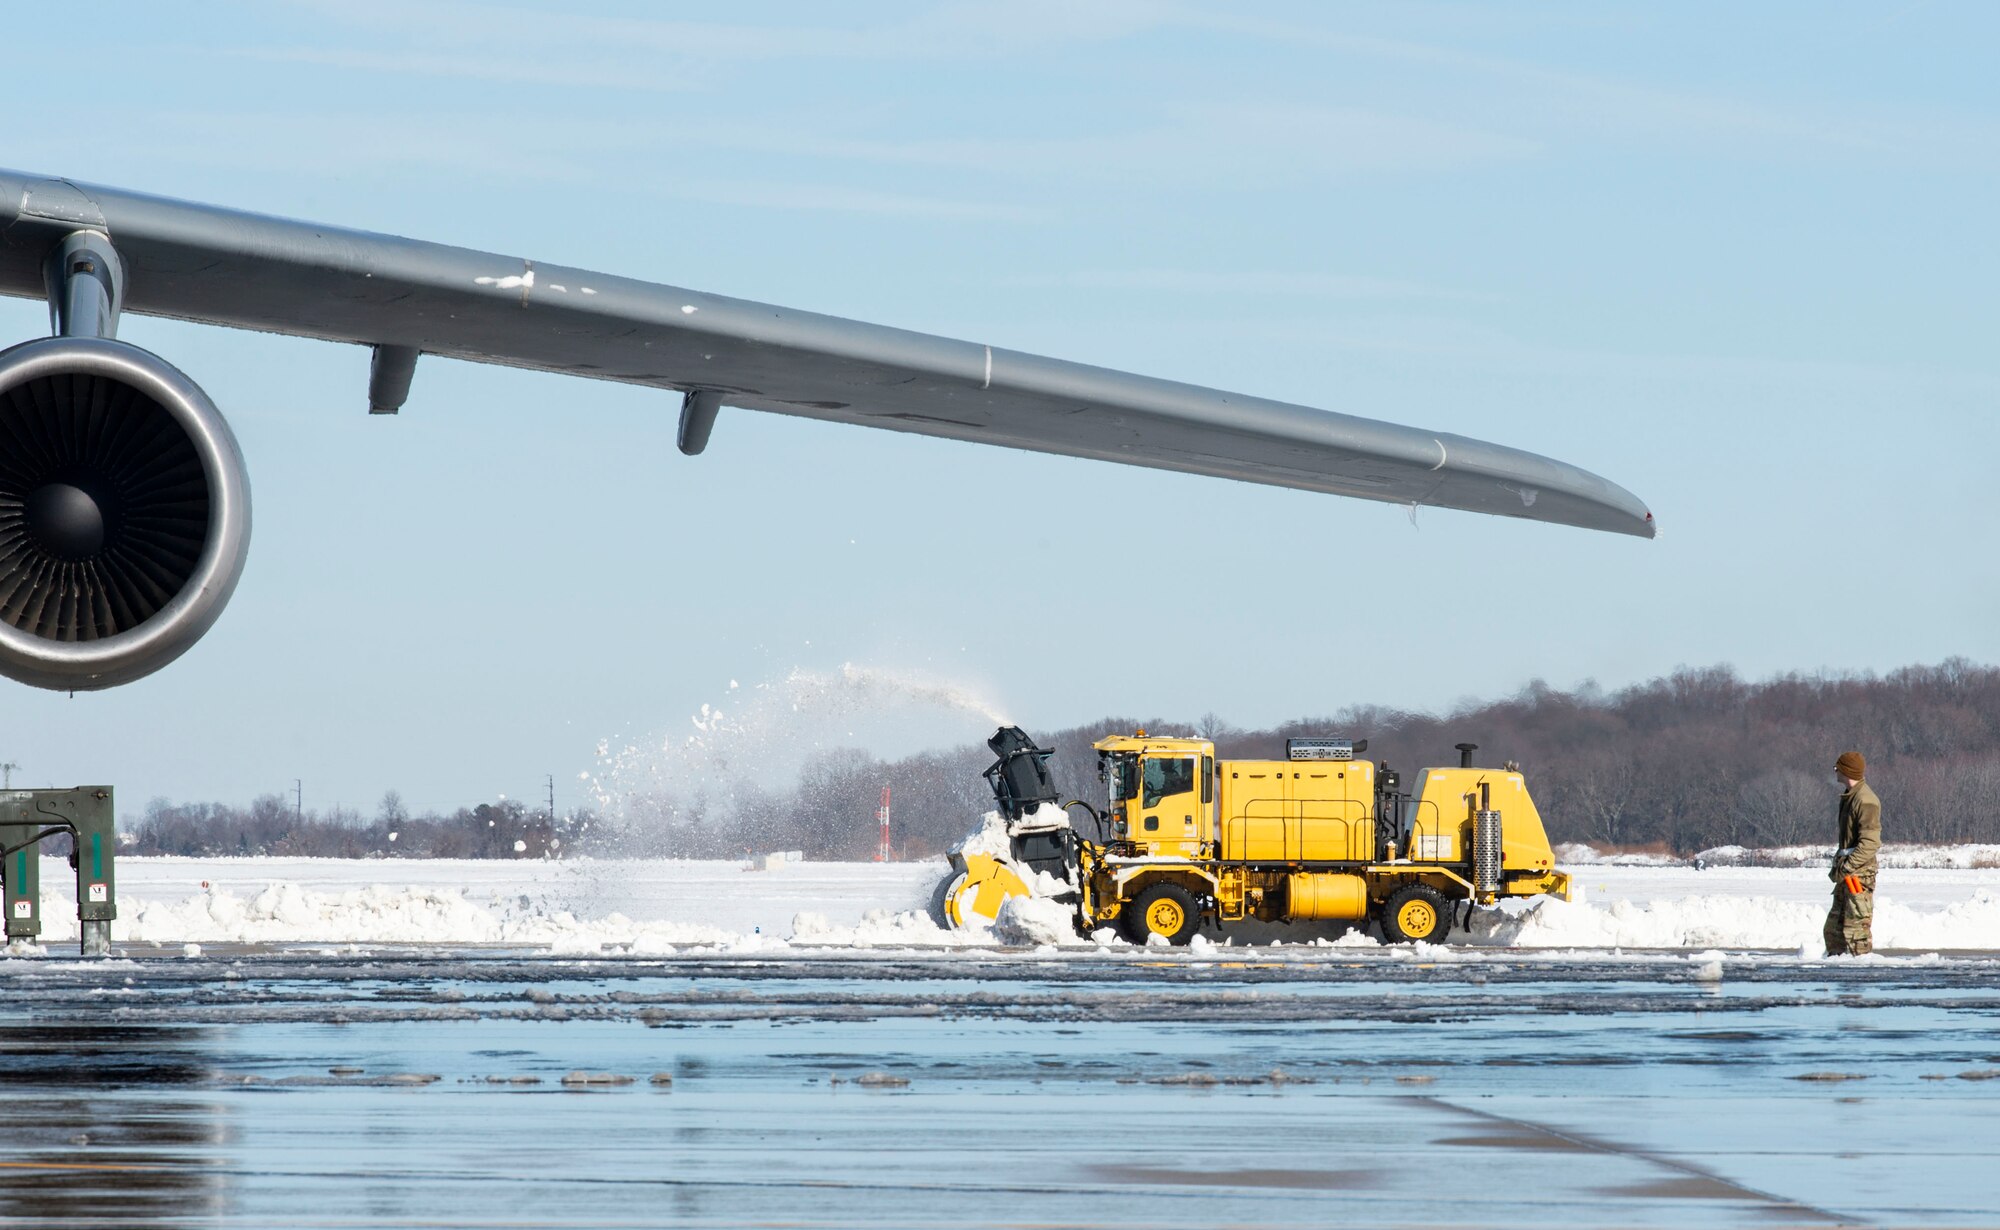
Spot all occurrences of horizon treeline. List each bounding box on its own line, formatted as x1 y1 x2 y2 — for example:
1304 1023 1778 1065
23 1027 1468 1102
124 658 2000 859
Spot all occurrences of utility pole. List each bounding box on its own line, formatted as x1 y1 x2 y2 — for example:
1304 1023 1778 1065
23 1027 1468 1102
877 786 892 863
0 762 17 790
546 774 556 825
293 779 303 825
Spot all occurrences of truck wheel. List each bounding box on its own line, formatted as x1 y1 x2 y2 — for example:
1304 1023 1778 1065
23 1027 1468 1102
1121 883 1201 946
927 872 961 928
1381 885 1452 943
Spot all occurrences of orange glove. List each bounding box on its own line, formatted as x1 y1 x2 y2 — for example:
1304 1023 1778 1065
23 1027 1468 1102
1843 874 1865 895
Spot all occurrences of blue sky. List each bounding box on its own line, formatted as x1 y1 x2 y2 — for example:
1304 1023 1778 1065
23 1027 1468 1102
2 2 1995 817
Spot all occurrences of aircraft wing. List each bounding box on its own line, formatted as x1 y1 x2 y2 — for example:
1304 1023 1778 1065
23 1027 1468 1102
0 170 1654 538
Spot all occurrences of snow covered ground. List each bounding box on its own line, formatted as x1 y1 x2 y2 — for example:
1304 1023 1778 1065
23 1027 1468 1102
1558 841 2000 869
15 850 2000 955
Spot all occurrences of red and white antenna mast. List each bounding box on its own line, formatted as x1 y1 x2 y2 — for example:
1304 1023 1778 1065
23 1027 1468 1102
876 786 892 862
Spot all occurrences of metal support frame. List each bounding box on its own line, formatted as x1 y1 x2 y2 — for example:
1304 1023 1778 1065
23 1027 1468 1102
0 787 118 956
43 230 125 340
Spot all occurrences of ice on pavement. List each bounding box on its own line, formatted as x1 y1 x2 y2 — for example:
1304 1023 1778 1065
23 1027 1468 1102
12 851 2000 954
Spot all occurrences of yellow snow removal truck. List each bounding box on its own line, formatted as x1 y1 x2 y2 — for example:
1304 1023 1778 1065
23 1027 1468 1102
932 727 1573 944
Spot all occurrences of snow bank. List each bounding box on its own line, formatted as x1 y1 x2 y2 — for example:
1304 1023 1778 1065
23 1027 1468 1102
1560 842 2000 870
1693 844 2000 870
11 852 2000 955
94 882 748 951
790 908 976 947
1468 888 2000 951
1554 843 1680 867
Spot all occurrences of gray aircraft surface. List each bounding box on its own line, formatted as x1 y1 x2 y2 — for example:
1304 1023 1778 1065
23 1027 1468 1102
0 170 1653 693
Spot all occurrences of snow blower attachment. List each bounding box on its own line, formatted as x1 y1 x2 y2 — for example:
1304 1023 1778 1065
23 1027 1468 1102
984 726 1059 821
931 726 1573 945
930 727 1081 930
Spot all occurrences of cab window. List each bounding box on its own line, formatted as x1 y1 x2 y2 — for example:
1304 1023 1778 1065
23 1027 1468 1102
1142 757 1196 807
1103 753 1139 802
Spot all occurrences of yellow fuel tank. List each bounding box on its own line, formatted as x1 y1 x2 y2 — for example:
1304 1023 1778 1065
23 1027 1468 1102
1284 872 1368 920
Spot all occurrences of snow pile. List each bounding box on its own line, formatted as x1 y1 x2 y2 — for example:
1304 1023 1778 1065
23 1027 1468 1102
34 877 972 952
32 882 756 951
790 908 975 947
951 811 1014 860
13 851 2000 955
1467 893 1822 949
993 895 1082 946
1560 842 2000 870
951 804 1070 857
1693 844 2000 870
1468 888 2000 951
1553 844 1679 867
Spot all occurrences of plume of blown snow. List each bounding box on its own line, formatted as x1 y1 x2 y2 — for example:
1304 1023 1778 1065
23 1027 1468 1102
582 662 1010 835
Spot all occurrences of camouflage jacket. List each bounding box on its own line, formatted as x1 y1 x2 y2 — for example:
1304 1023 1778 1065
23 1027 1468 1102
1832 781 1882 881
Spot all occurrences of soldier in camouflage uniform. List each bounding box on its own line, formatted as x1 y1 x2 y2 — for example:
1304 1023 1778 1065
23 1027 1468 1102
1824 750 1881 957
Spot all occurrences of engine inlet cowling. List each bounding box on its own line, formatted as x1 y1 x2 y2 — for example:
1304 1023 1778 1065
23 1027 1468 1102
0 336 250 690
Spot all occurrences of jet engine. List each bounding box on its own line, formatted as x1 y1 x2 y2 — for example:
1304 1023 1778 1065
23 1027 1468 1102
0 336 250 691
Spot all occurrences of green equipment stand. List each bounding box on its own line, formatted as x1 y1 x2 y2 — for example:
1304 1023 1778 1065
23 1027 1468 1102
0 787 118 956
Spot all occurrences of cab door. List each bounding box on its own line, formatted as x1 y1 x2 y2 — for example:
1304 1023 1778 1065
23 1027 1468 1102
1139 753 1202 855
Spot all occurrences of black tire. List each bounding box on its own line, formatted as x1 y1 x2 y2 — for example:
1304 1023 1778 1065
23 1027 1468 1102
927 871 961 928
1120 882 1202 946
1379 884 1453 944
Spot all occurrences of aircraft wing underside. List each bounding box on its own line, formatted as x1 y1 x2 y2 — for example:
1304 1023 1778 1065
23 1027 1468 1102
0 170 1654 538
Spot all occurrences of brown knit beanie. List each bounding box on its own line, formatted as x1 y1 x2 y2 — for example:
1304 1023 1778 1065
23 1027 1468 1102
1835 751 1865 781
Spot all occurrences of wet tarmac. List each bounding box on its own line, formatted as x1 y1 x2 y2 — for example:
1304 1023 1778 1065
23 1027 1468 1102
3 946 1998 1227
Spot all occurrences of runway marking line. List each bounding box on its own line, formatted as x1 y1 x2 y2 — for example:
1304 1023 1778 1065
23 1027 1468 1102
0 1160 178 1173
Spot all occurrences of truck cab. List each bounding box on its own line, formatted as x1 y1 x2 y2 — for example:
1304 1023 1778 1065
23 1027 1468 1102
1096 733 1214 858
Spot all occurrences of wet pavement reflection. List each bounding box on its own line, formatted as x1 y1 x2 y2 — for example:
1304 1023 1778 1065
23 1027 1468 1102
1 949 1997 1227
0 1024 225 1226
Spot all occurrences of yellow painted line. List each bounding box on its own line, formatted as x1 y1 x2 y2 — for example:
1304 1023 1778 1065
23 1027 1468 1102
0 1160 176 1173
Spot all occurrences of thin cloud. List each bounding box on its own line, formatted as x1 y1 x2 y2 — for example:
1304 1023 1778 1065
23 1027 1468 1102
994 269 1497 304
658 178 1050 223
223 46 707 93
1170 5 2000 162
660 104 1538 183
274 0 1167 64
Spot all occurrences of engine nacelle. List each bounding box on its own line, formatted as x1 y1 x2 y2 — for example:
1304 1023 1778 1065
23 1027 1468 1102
0 336 250 690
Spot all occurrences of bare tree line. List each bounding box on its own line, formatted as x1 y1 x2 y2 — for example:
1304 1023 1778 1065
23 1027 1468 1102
857 657 1999 857
124 659 2000 859
127 793 584 860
